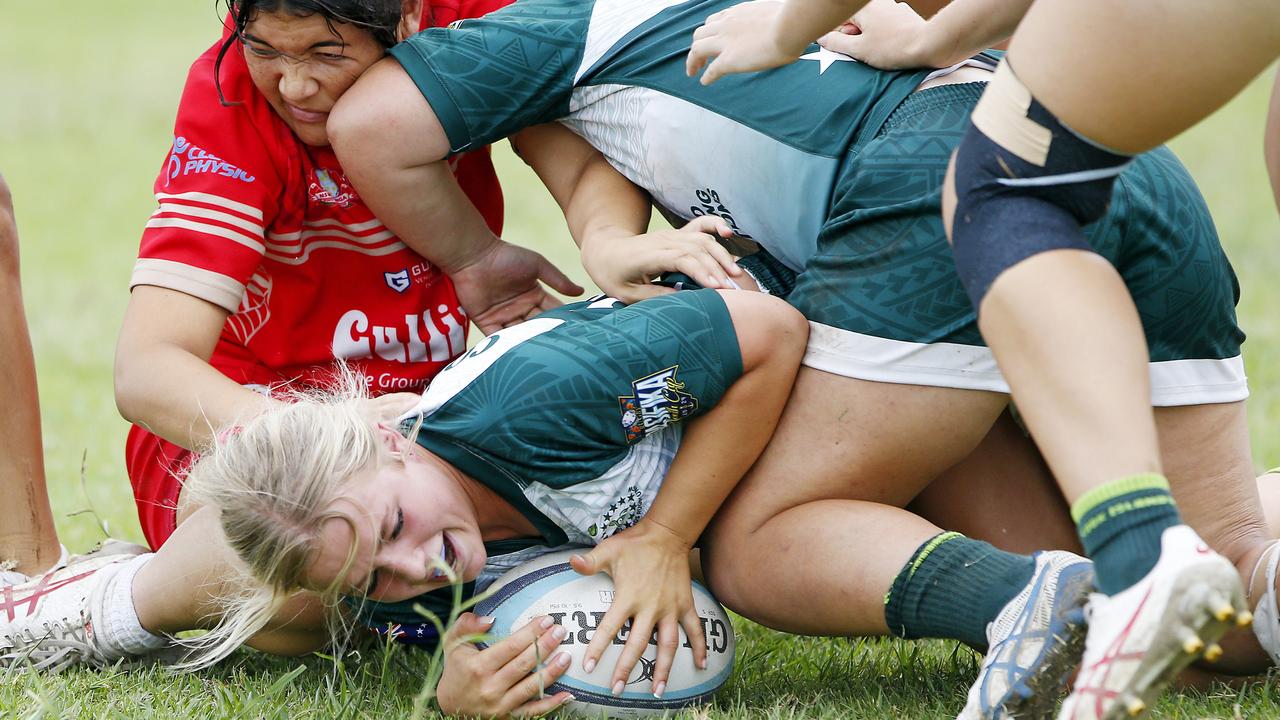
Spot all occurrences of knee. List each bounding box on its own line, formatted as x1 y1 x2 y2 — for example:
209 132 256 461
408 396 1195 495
950 62 1130 309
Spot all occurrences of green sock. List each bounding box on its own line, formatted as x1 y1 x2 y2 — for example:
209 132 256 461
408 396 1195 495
884 532 1035 649
1072 473 1181 595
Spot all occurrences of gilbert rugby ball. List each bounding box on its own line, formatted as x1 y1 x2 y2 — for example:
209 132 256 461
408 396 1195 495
473 549 735 717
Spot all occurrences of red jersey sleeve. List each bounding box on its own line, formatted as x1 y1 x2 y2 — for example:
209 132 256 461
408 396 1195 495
132 43 291 313
421 0 515 29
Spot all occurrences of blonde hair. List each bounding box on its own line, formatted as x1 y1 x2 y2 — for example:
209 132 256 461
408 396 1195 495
178 372 392 668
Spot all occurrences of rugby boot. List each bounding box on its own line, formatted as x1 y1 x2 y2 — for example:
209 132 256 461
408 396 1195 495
958 551 1094 720
0 553 138 671
1057 525 1251 720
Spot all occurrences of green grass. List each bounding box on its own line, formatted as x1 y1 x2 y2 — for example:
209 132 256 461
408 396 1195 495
2 1 1279 717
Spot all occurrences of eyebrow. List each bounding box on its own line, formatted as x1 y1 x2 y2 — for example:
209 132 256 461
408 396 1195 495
241 32 347 51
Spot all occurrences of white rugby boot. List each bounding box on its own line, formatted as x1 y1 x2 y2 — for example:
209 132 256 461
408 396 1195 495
0 553 141 671
1247 540 1280 666
1 545 69 588
957 551 1094 720
1057 525 1251 720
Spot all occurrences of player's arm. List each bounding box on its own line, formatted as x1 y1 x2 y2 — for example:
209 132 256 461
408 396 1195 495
572 291 808 698
818 0 1032 70
512 123 743 302
115 287 275 449
329 59 582 333
1266 66 1280 214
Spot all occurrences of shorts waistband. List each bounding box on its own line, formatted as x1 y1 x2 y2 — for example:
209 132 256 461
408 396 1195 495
878 82 988 139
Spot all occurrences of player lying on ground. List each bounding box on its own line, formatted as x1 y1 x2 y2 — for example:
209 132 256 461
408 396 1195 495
12 288 809 717
325 0 1273 715
687 1 1280 716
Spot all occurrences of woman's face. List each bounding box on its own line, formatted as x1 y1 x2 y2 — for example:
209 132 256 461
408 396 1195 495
304 428 490 602
240 10 388 147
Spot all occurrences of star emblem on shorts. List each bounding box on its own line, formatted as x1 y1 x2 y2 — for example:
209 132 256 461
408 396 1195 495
798 47 857 74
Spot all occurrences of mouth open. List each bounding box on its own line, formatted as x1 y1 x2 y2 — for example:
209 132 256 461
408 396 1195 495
430 534 459 581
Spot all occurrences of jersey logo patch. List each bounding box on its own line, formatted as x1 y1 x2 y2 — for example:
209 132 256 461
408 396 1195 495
384 269 411 293
309 168 358 207
618 365 699 444
166 136 256 187
587 486 644 539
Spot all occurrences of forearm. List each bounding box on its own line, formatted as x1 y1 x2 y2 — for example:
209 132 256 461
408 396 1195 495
514 125 651 249
1267 67 1280 214
353 158 501 275
773 0 872 57
115 345 275 450
913 0 1032 67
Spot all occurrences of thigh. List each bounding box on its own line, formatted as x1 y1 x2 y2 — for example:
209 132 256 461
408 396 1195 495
1009 0 1280 153
910 409 1081 555
714 366 1008 533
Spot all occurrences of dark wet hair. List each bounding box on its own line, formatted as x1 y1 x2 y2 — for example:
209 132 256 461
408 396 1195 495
213 0 407 104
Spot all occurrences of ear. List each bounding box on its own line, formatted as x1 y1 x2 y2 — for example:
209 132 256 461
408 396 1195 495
397 0 425 42
375 423 411 456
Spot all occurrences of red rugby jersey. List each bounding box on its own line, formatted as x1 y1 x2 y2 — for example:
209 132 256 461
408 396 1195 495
132 7 505 396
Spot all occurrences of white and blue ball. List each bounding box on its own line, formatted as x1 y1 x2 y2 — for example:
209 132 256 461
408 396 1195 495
473 549 735 718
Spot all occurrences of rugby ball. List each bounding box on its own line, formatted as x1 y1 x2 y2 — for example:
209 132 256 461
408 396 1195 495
473 549 735 717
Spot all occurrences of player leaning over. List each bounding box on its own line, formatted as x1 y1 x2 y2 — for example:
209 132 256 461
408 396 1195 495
686 0 1280 716
322 0 1270 716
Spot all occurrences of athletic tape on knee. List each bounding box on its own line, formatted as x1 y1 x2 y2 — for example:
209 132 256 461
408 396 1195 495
949 61 1134 309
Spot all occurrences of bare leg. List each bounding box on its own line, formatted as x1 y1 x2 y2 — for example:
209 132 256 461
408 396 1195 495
704 368 1007 634
911 409 1080 555
132 506 330 656
0 173 60 575
1155 402 1273 675
944 0 1280 505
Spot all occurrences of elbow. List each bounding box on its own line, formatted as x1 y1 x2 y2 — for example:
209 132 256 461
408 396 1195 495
113 352 149 425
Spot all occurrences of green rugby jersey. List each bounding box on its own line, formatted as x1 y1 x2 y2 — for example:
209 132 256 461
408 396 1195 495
391 0 934 271
358 291 741 631
396 290 741 551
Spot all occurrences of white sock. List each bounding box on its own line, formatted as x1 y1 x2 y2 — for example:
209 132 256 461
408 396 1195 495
94 553 168 656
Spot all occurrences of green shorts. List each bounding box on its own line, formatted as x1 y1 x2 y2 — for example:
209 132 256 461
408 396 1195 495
788 82 1246 406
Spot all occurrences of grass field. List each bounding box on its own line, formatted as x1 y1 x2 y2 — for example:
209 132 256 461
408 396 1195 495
2 2 1279 718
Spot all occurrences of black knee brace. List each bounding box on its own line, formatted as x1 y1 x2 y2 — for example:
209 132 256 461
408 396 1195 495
950 62 1133 310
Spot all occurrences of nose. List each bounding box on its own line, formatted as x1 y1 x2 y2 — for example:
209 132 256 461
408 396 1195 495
379 544 434 586
278 60 319 104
